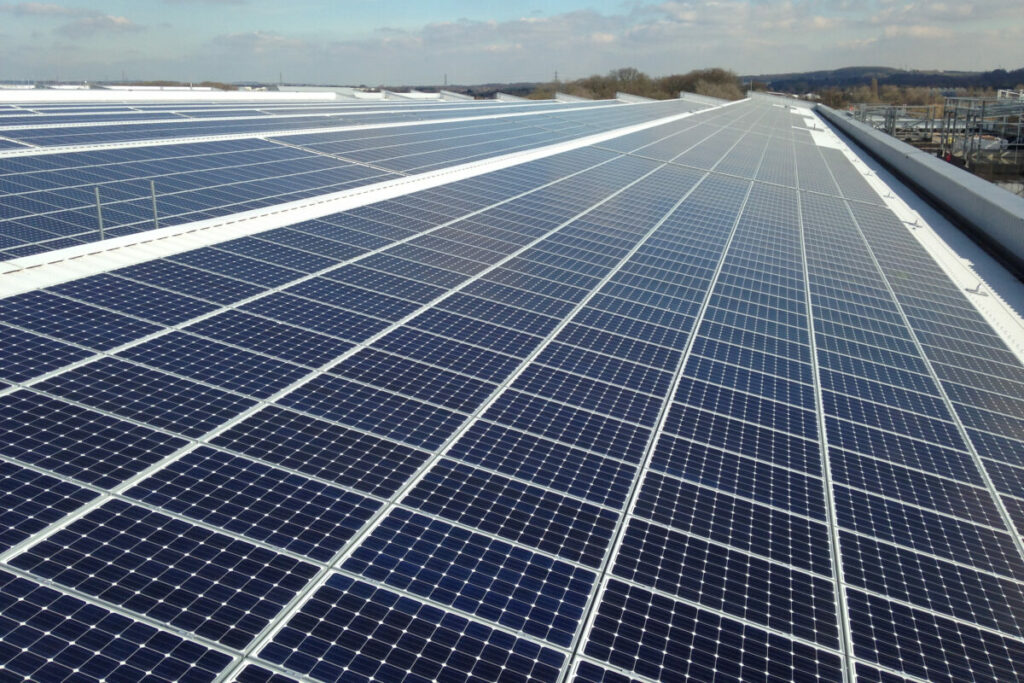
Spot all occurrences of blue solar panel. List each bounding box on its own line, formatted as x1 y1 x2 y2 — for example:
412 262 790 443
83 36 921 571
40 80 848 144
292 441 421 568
259 574 565 681
118 331 309 399
34 357 258 438
0 325 93 384
635 472 833 576
187 309 355 368
848 589 1024 682
330 348 496 412
279 375 465 449
215 236 340 273
342 508 594 646
324 265 447 303
447 420 636 508
0 390 187 487
287 278 422 320
125 446 381 561
169 248 301 287
3 96 1024 682
50 274 218 326
0 570 233 682
615 518 840 647
374 326 521 381
586 580 843 681
241 292 390 340
0 461 99 553
0 290 161 350
574 660 641 682
210 404 431 497
110 259 266 305
404 459 618 568
235 664 300 683
9 500 318 648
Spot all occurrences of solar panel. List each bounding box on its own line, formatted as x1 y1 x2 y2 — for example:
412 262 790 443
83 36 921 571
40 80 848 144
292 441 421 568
1 94 1022 683
0 101 703 260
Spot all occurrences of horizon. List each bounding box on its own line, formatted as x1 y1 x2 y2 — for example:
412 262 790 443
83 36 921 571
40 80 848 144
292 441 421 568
4 63 1023 90
0 1 1021 84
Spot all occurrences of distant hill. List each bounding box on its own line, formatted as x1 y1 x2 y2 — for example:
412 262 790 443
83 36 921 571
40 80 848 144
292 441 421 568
743 66 1024 92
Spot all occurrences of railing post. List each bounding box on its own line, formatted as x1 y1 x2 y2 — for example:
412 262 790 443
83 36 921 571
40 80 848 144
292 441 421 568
95 186 105 239
151 180 159 229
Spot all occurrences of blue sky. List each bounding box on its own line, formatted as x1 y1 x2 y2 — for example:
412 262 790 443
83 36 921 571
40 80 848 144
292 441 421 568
1 1 1020 84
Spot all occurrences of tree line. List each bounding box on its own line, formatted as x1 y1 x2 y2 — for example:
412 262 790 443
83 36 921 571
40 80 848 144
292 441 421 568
528 67 744 101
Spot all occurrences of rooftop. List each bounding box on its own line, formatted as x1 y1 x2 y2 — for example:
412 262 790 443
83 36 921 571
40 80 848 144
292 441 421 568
1 89 1023 683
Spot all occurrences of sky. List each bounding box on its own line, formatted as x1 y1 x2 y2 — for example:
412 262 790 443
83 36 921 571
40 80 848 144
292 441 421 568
0 1 1021 85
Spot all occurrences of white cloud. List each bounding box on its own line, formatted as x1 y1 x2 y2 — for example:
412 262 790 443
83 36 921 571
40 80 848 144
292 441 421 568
0 2 93 16
883 24 954 38
0 3 144 37
61 14 142 35
1 1 1019 84
216 31 309 52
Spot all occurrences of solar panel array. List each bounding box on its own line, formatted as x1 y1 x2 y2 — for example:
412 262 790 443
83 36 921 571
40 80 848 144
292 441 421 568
0 99 617 145
0 98 705 260
1 93 1023 683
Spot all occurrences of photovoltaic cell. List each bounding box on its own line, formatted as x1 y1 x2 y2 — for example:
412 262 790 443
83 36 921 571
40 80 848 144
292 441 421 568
0 390 186 488
259 574 565 682
325 265 447 303
118 331 310 399
404 459 618 568
279 375 465 449
834 485 1024 580
0 570 233 682
342 508 594 647
614 518 839 647
211 405 430 498
50 274 218 326
330 348 496 412
848 589 1024 682
830 449 1004 527
187 309 355 368
235 664 300 683
482 391 652 463
634 472 833 576
215 237 338 273
0 461 99 553
585 580 842 681
649 434 826 518
241 292 390 341
840 530 1024 639
33 357 258 438
511 365 663 427
111 259 266 305
407 308 543 357
373 326 521 382
169 249 301 287
125 446 381 562
0 325 93 384
0 290 161 350
10 500 318 648
662 403 821 475
285 278 422 321
446 420 636 508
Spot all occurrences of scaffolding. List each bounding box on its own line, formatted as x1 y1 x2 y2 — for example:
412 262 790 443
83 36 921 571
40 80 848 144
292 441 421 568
939 96 1024 174
852 104 941 144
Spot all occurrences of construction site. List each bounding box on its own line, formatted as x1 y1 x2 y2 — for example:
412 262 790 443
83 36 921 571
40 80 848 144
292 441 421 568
852 89 1024 195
